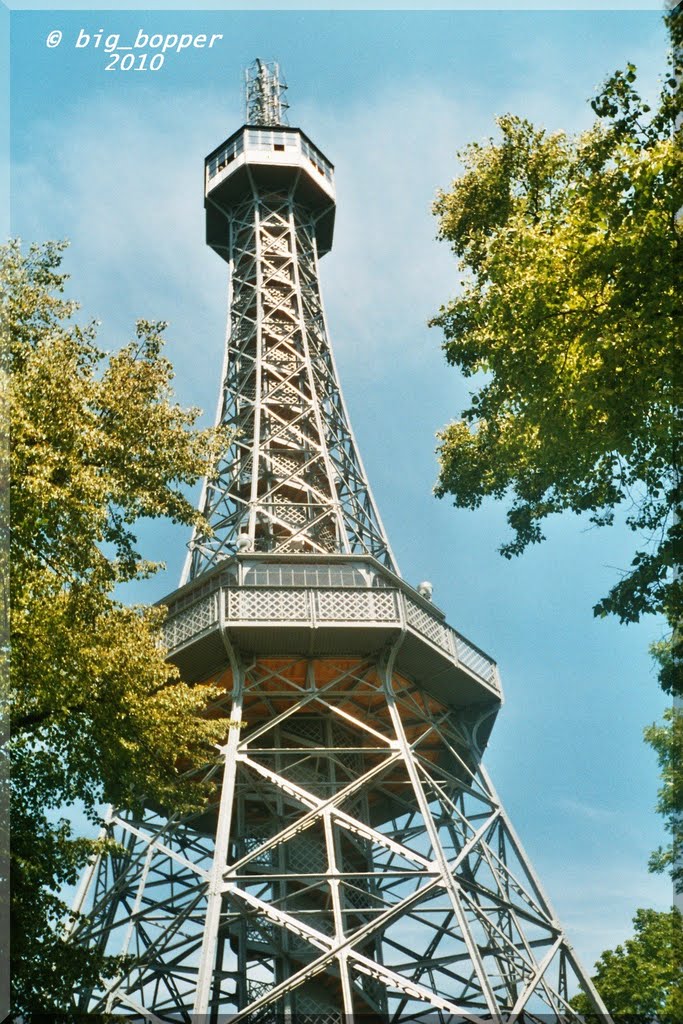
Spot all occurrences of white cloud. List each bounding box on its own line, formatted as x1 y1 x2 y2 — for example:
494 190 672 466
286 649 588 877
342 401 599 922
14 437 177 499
559 797 628 825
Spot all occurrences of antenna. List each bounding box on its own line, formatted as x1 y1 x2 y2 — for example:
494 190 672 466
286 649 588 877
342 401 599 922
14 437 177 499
244 58 289 126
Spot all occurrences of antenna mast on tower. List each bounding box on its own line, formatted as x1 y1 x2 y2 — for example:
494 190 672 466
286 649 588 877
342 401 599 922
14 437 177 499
245 57 289 126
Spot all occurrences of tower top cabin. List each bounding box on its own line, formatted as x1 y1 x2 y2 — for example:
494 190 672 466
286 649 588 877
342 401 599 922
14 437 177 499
205 59 336 260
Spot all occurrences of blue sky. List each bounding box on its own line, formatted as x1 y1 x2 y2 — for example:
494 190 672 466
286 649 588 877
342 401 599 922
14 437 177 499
5 1 674 975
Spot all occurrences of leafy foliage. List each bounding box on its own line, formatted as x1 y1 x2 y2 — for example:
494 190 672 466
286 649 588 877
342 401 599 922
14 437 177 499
431 22 682 642
2 240 229 1017
569 908 683 1020
430 7 683 903
645 694 683 894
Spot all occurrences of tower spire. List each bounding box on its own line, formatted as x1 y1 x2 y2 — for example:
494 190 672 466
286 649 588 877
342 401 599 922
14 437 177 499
245 57 289 127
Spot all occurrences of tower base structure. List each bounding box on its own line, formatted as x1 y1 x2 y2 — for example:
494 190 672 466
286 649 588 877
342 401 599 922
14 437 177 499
70 555 609 1022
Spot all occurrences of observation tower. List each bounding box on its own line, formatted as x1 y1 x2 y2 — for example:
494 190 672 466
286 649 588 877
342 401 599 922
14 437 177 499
70 60 610 1022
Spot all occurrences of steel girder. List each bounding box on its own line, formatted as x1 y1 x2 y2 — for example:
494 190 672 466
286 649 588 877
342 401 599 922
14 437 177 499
69 650 610 1022
186 191 395 581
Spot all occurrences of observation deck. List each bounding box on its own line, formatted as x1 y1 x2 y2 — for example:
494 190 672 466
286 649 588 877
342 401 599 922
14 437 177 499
205 125 336 259
161 554 502 728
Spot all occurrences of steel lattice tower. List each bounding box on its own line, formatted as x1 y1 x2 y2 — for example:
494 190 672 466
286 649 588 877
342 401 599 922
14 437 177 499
69 60 612 1023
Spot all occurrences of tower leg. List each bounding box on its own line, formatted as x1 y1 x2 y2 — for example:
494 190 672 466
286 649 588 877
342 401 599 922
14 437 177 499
193 640 244 1018
380 642 501 1017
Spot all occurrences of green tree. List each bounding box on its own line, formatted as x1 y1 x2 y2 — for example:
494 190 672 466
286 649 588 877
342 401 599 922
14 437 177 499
569 908 683 1020
646 697 683 893
431 15 682 648
430 11 682 898
2 240 228 1017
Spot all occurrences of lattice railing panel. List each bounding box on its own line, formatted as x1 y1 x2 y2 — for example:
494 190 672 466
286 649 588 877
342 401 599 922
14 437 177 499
245 918 276 945
241 826 276 868
287 833 326 873
163 593 219 648
285 718 324 743
372 588 400 621
455 635 497 683
315 588 373 621
405 598 452 653
228 587 310 621
295 992 343 1023
314 588 399 623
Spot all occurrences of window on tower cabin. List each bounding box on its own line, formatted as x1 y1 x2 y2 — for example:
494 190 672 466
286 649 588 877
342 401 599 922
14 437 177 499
244 565 368 588
271 131 288 152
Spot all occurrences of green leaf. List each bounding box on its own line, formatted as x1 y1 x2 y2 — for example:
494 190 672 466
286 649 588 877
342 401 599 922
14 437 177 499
3 240 232 1015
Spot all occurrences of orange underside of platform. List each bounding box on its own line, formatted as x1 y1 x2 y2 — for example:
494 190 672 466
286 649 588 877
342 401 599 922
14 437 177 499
199 656 450 769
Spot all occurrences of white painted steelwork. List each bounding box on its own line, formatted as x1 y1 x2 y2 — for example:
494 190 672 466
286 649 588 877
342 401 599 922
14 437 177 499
186 109 392 580
69 62 612 1023
245 58 289 129
69 650 608 1022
